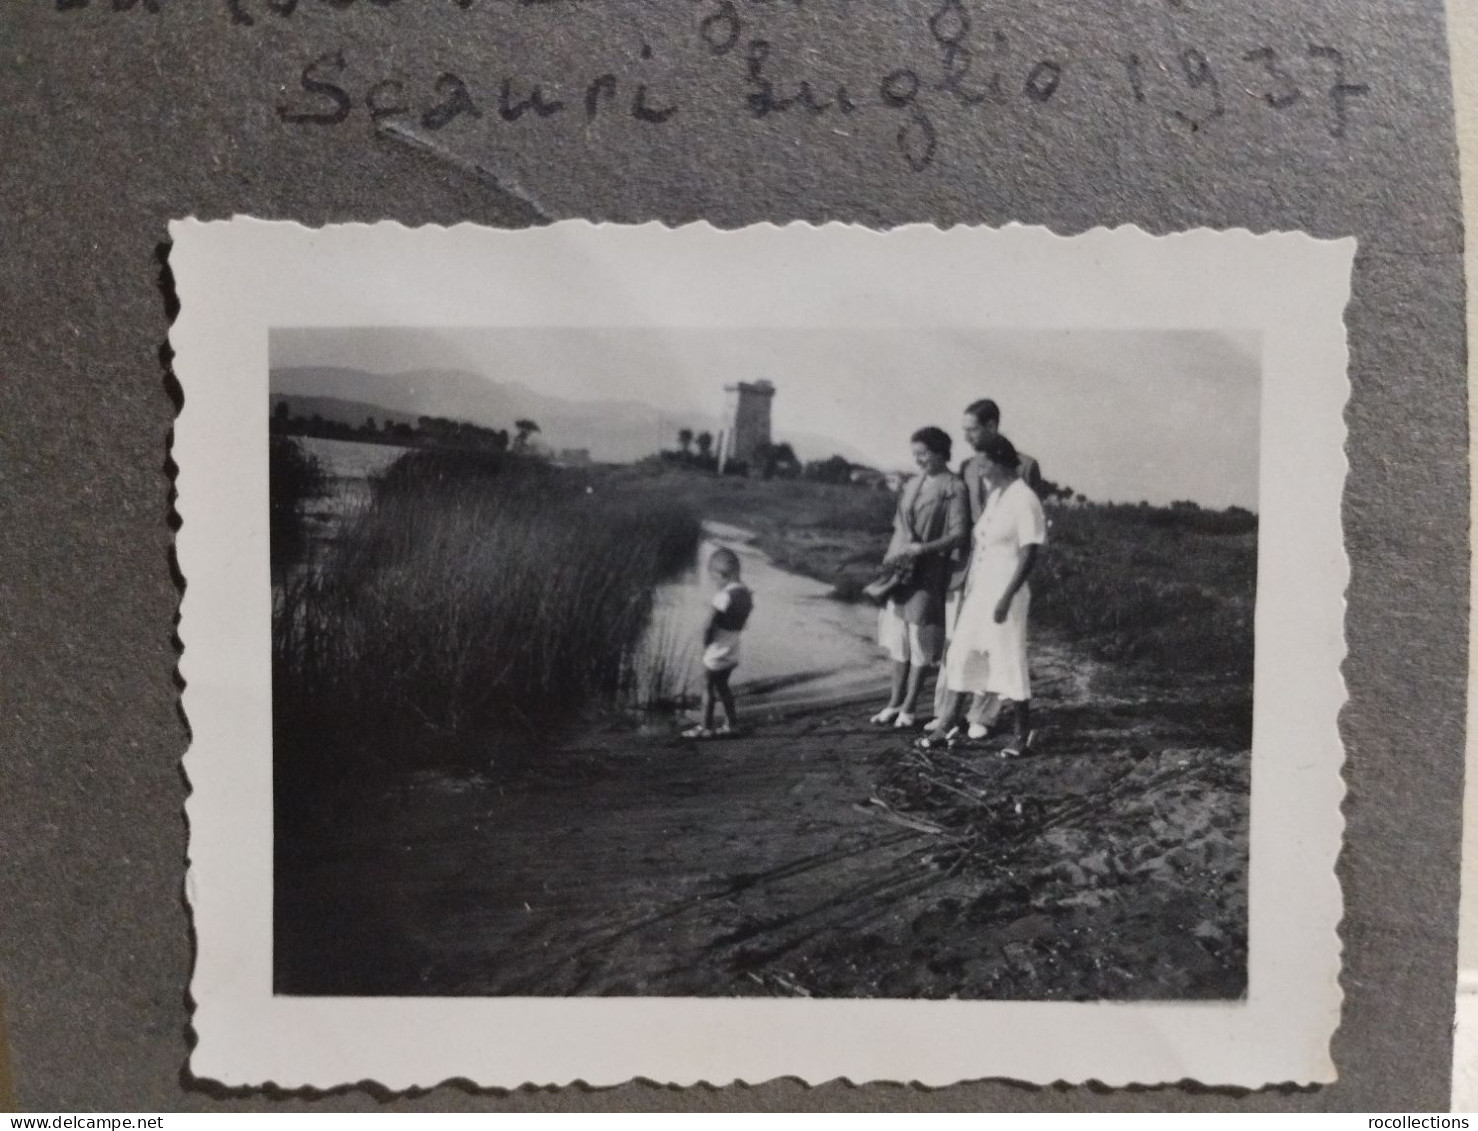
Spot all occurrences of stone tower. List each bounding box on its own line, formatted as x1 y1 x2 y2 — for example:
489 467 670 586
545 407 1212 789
717 379 775 473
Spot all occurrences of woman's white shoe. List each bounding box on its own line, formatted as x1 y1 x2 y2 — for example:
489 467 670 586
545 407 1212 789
893 712 917 728
870 706 902 725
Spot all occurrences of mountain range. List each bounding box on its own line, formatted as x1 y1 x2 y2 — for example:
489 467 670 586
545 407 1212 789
269 366 875 466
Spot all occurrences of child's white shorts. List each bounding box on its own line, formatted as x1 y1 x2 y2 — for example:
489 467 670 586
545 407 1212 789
703 630 742 673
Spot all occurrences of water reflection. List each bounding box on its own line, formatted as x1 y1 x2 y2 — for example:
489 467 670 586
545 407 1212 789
635 521 887 717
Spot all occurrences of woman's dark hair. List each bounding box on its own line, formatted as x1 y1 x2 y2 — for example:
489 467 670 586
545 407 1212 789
981 433 1021 470
910 426 952 461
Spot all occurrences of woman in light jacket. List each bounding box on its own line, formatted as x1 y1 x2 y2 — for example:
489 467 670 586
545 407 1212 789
923 433 1046 756
870 427 969 728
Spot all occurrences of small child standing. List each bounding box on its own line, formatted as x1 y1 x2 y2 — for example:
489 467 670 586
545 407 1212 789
682 546 753 740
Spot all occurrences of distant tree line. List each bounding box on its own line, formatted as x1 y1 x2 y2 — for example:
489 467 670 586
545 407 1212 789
1124 499 1258 534
658 428 721 471
802 454 861 485
657 427 893 485
270 402 545 455
1036 475 1085 506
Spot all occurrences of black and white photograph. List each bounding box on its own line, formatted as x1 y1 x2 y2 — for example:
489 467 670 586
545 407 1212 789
173 219 1350 1088
268 326 1258 1003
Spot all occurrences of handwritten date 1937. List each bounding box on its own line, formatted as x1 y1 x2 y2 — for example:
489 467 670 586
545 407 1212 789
64 0 1372 171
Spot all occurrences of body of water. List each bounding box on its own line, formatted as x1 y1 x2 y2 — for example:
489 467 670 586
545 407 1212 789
302 435 416 479
295 437 889 717
296 436 415 542
637 521 887 718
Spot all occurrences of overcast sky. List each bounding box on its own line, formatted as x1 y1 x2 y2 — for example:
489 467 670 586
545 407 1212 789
273 327 1261 509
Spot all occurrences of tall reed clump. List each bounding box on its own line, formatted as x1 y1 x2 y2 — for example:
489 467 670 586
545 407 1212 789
272 450 701 809
269 435 328 578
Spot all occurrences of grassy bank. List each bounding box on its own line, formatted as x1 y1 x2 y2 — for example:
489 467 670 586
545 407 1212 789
596 463 1256 682
596 462 896 599
272 449 701 814
1032 504 1255 682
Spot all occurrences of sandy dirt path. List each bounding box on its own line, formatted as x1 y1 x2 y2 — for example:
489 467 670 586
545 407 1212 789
277 635 1249 1000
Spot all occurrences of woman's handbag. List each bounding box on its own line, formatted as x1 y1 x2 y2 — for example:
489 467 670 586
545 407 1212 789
865 476 926 604
862 557 917 604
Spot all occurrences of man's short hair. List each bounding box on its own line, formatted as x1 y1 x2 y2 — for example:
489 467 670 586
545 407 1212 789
965 398 1001 426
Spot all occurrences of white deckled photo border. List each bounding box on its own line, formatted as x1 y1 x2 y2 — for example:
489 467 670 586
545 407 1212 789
171 219 1352 1089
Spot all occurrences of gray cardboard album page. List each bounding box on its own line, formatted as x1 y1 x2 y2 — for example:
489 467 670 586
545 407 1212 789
1 0 1468 1112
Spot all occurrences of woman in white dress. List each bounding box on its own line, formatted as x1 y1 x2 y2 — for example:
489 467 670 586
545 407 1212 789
923 433 1046 755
